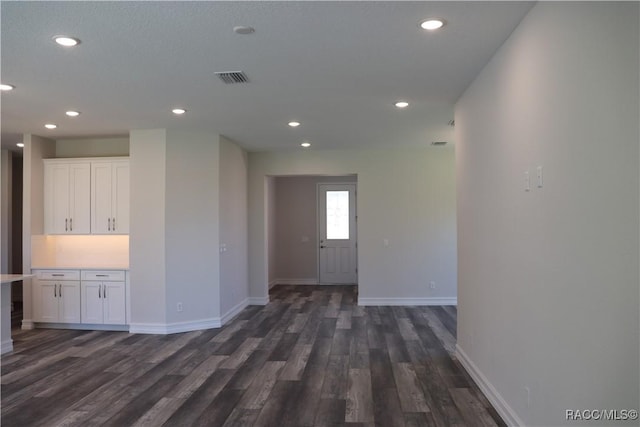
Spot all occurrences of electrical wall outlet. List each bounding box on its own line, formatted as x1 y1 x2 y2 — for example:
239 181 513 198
429 281 436 289
177 302 183 312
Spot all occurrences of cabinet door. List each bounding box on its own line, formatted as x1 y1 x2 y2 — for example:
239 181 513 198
103 282 126 325
81 282 104 324
45 164 71 234
58 281 81 323
111 161 129 234
33 280 58 322
91 162 113 234
68 163 91 234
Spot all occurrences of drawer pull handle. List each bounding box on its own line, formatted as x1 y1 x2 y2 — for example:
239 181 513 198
96 274 108 277
52 274 64 277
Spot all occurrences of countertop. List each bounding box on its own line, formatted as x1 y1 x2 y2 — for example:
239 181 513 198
1 274 34 284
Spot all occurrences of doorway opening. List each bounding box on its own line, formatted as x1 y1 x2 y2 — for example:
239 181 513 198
266 175 358 288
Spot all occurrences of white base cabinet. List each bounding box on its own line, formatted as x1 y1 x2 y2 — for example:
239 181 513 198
32 269 127 328
33 271 81 323
81 271 126 325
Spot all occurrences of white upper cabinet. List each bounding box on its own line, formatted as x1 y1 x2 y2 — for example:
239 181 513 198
44 162 91 234
44 157 129 235
91 160 130 234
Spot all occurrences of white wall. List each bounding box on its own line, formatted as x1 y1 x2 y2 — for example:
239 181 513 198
266 176 277 288
21 134 55 326
273 175 356 282
129 129 167 326
249 147 457 304
1 150 11 274
219 136 248 317
165 130 221 324
455 2 639 426
130 130 247 331
56 137 129 158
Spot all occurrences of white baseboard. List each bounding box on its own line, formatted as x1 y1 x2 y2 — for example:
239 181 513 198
455 344 524 427
129 318 221 335
248 296 269 305
271 278 319 285
1 338 13 355
221 299 249 325
358 297 457 306
33 323 128 332
21 319 35 330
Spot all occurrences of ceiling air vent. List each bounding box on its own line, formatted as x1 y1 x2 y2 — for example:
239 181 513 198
215 71 249 84
431 141 448 146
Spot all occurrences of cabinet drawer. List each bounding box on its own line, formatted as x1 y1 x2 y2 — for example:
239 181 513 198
35 270 80 280
81 270 125 281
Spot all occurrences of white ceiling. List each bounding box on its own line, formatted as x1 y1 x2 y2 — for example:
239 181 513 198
1 1 533 152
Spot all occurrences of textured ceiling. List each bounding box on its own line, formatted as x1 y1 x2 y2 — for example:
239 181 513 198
1 1 533 152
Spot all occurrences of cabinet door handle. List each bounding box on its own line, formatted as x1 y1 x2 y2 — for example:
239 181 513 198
104 285 107 298
65 218 68 231
54 284 57 298
98 284 101 299
113 218 116 231
70 218 73 231
108 218 111 231
59 284 62 297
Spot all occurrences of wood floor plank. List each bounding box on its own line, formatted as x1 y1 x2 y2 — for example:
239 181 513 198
314 398 347 427
372 386 406 427
161 369 236 426
237 361 286 409
449 387 499 427
219 337 262 369
279 344 313 381
1 285 504 427
131 397 188 427
321 355 349 399
345 368 374 423
392 362 431 413
170 354 227 399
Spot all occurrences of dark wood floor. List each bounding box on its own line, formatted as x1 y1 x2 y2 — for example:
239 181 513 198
1 285 504 427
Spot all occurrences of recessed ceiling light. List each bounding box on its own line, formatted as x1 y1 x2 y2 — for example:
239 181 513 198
419 19 446 30
0 84 15 91
16 143 24 148
53 36 81 47
394 101 409 108
233 26 255 35
44 123 57 129
288 121 301 127
172 108 186 115
301 142 311 148
66 110 80 117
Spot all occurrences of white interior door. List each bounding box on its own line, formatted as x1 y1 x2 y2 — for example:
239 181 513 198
318 183 357 284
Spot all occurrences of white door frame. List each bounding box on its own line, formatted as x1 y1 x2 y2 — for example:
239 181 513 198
317 183 358 284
